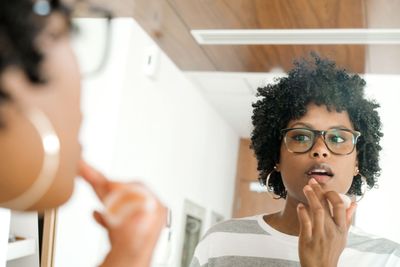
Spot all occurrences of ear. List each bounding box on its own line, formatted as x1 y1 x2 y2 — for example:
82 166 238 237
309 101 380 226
275 163 280 172
0 67 31 96
0 67 40 111
354 160 359 176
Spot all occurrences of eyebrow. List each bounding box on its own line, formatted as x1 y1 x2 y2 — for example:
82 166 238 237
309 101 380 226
290 122 352 130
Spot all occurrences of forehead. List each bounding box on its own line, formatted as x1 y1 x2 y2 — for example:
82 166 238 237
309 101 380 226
287 103 354 130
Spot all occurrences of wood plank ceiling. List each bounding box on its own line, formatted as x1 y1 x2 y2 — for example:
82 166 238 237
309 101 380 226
90 0 400 74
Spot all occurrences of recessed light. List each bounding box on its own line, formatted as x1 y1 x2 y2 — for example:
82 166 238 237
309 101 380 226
191 29 400 45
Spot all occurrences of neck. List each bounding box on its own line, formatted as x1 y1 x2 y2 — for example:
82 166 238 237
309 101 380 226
265 196 302 236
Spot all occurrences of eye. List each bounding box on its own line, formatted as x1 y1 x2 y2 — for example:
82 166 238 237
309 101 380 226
331 135 345 143
327 132 347 144
291 133 312 142
294 135 309 142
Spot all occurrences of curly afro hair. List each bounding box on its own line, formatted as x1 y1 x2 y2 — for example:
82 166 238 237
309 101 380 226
251 54 383 199
0 0 69 127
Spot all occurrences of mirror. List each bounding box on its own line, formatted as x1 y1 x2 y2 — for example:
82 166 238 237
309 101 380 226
43 3 400 266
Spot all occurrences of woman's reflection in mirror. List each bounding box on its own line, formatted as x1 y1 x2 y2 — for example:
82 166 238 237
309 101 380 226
190 54 400 267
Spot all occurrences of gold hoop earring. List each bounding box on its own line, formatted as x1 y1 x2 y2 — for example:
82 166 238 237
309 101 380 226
0 108 60 210
263 167 282 200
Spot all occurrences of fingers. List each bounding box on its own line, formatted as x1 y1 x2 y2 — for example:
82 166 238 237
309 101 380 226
102 186 151 228
78 160 109 200
303 184 325 235
93 210 108 229
302 179 352 235
325 191 347 228
305 182 356 230
105 189 145 215
346 202 357 229
297 203 312 241
308 178 330 210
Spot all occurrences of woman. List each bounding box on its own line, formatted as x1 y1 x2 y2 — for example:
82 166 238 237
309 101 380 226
190 55 400 266
0 0 166 266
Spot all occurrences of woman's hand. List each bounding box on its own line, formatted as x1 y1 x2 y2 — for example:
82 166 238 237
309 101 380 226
296 178 357 267
79 160 167 267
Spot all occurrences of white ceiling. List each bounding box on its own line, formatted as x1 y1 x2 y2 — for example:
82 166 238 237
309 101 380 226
185 71 286 138
185 71 400 140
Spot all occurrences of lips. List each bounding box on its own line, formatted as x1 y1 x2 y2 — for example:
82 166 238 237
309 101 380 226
306 163 334 184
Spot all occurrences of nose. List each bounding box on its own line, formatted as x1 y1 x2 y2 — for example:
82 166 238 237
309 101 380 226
310 135 330 158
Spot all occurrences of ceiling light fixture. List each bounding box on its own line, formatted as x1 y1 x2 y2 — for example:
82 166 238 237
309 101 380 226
191 29 400 45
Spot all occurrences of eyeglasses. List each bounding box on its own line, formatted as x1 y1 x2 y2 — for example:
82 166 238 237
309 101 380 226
69 1 113 77
281 128 361 155
33 0 113 77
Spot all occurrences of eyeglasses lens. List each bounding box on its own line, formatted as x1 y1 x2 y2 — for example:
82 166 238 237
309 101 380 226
70 3 112 77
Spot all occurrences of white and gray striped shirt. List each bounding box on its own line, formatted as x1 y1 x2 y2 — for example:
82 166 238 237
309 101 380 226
190 214 400 267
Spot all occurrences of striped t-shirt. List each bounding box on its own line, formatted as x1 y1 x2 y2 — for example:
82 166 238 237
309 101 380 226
190 214 400 267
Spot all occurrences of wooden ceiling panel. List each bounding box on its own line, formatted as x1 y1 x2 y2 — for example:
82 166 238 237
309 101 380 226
164 0 366 72
201 45 365 72
168 0 366 29
87 0 400 74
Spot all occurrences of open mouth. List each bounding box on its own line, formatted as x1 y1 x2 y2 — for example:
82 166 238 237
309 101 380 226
307 169 334 177
306 163 334 183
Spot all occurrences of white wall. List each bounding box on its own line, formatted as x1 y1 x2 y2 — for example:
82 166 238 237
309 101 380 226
0 209 10 267
54 18 239 267
354 75 400 244
7 212 39 267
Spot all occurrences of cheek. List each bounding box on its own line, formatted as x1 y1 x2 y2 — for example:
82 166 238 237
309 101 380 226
335 156 358 191
52 43 82 202
278 146 308 195
279 145 303 177
48 40 82 148
30 40 82 209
